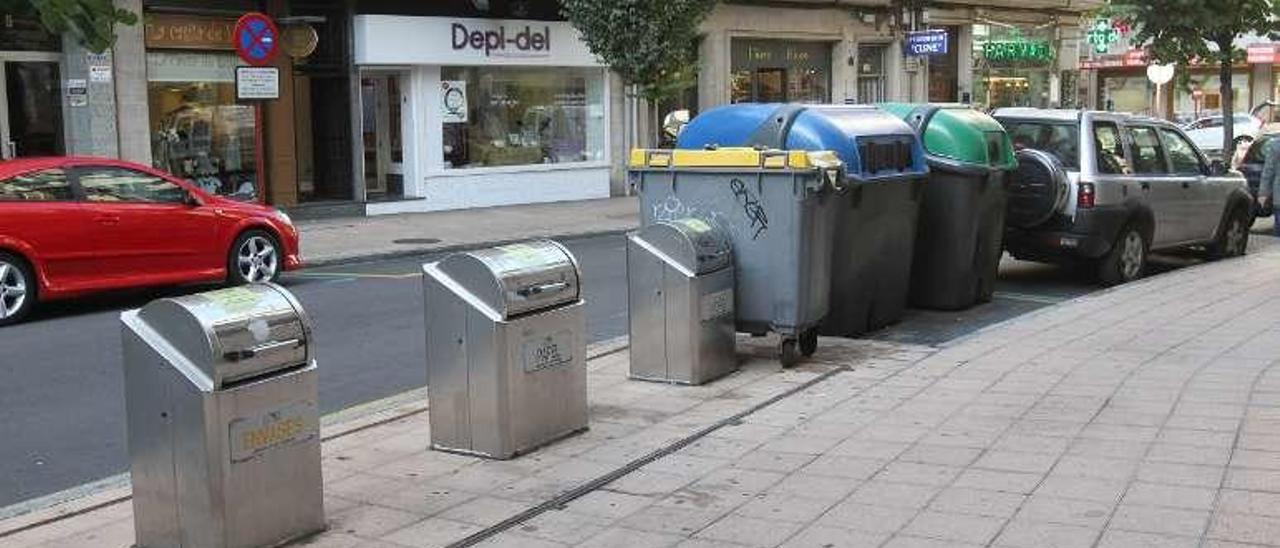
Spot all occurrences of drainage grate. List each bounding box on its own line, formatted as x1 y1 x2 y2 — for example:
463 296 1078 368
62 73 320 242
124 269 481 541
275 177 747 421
392 238 442 245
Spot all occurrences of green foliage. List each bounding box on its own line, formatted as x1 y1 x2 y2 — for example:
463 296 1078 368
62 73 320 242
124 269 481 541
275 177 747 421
560 0 716 102
1105 0 1280 151
0 0 138 53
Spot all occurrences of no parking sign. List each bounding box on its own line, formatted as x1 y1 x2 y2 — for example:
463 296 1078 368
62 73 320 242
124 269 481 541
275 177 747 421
233 12 280 66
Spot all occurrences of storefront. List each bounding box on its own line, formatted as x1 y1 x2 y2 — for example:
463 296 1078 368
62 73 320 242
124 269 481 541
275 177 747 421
1081 48 1255 122
140 2 357 210
971 25 1059 111
352 15 611 214
0 16 67 160
729 38 832 103
144 14 261 201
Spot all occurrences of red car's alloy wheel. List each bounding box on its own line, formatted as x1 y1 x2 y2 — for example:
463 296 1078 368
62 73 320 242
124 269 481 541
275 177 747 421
0 258 30 321
236 234 279 283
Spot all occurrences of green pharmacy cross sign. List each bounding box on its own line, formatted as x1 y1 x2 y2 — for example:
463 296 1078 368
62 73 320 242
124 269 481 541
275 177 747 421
1086 19 1121 54
983 37 1054 65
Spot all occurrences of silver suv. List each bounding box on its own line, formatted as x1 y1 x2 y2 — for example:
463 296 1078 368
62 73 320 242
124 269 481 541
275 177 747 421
994 109 1253 285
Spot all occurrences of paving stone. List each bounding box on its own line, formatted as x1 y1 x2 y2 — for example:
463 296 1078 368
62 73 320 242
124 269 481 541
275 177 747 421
733 492 838 524
993 434 1073 456
566 490 656 520
1231 449 1280 471
1207 512 1280 546
1134 461 1225 488
1050 455 1139 481
880 534 984 548
777 525 889 548
472 532 570 548
816 501 920 534
952 469 1044 495
1013 495 1115 528
766 472 861 502
672 539 747 548
1108 504 1211 537
927 486 1027 518
797 454 886 480
897 444 983 467
1121 481 1218 510
1033 475 1128 503
618 504 728 537
1216 489 1280 517
1095 529 1198 548
693 513 804 547
899 510 1006 545
846 479 942 509
604 470 694 497
576 526 685 548
437 497 530 526
992 519 1100 548
973 450 1061 475
380 517 485 548
826 438 912 460
732 450 818 474
873 462 963 487
1224 467 1280 493
514 509 611 545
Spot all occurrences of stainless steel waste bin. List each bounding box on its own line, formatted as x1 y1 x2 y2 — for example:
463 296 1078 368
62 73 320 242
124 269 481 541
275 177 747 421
627 218 737 385
423 240 588 460
121 283 323 548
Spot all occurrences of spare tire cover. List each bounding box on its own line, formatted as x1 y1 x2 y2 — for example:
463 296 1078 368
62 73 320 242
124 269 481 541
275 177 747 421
1007 148 1069 229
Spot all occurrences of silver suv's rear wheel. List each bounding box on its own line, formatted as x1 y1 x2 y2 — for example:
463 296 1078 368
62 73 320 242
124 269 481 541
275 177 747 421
1098 226 1146 286
1207 207 1250 260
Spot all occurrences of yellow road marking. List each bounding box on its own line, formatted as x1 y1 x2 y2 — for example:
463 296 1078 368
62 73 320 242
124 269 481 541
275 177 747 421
289 271 420 280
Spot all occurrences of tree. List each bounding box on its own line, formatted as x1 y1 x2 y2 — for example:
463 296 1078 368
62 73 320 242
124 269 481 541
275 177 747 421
561 0 717 145
0 0 137 53
1107 0 1280 155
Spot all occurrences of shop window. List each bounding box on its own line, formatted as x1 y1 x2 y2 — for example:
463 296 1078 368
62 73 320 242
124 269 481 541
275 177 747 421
441 66 606 169
0 169 70 201
857 44 888 103
928 27 961 103
730 39 832 104
1127 126 1168 174
146 52 258 202
972 24 1055 110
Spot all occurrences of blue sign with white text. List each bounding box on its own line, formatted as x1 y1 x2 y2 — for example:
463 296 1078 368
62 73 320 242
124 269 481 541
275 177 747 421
905 29 949 57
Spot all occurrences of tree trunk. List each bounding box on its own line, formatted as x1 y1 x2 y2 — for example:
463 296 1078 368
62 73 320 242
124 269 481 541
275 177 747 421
1220 49 1235 158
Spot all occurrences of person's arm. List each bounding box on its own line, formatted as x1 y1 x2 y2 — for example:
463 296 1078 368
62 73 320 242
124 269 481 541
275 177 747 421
1261 141 1278 201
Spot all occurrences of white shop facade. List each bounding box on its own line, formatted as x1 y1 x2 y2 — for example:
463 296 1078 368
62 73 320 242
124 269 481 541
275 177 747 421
353 15 613 215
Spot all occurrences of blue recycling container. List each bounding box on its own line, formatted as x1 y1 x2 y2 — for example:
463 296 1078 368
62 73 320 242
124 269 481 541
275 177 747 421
677 104 929 337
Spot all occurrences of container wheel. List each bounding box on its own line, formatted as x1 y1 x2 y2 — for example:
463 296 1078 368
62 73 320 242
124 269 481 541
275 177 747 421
799 329 818 357
779 339 800 368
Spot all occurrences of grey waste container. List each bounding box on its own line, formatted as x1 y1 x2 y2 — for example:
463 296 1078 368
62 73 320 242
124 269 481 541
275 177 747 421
121 283 324 548
630 148 844 366
627 218 737 385
880 103 1017 310
423 240 588 459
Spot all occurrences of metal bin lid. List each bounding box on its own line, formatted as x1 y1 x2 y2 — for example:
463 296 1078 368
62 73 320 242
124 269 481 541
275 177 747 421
632 218 732 275
135 283 312 388
435 240 581 319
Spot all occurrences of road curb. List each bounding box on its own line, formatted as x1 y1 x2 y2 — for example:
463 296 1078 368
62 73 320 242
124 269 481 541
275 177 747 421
301 227 636 269
0 337 631 537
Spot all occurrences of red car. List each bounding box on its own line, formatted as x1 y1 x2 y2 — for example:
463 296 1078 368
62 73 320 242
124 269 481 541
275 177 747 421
0 157 302 325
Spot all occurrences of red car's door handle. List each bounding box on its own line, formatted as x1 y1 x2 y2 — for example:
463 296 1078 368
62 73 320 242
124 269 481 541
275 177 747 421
93 214 121 226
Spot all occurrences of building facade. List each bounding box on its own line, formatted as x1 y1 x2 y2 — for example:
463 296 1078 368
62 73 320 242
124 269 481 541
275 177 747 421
1 0 1101 217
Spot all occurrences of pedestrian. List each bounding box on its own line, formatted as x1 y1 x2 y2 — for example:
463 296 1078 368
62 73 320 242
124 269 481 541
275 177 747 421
1260 136 1280 236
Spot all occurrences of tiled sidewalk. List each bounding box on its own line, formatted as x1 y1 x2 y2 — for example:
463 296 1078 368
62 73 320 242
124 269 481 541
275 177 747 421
3 249 1280 548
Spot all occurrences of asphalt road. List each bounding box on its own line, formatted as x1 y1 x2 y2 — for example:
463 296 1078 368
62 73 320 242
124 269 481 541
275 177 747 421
0 228 1275 509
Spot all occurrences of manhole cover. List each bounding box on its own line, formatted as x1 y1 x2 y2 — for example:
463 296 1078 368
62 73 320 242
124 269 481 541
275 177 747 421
393 238 442 245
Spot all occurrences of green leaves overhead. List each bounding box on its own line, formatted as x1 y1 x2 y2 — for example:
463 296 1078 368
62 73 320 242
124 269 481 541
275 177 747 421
560 0 717 102
0 0 138 53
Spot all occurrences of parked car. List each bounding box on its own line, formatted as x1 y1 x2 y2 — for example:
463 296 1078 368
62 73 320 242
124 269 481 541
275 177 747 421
1237 132 1278 223
0 157 302 325
1182 113 1262 158
995 109 1253 286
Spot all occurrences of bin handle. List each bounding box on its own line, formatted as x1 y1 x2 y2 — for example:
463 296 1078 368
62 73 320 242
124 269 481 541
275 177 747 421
223 339 303 363
516 281 570 298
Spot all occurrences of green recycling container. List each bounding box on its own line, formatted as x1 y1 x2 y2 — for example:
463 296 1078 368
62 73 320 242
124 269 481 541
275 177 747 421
879 103 1017 311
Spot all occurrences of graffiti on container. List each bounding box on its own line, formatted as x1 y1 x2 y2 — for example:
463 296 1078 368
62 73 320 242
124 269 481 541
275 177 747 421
651 196 737 240
729 178 768 240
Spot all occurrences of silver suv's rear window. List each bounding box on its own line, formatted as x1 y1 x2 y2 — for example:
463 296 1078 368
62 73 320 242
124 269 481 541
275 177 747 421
1000 120 1080 169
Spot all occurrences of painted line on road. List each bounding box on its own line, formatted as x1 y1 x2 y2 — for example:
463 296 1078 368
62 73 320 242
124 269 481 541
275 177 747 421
287 271 420 280
993 291 1069 305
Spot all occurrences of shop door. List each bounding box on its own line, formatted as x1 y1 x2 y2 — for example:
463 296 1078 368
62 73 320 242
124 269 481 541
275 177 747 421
0 59 64 159
360 73 403 199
